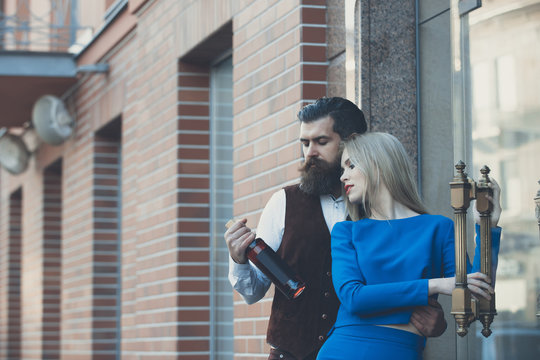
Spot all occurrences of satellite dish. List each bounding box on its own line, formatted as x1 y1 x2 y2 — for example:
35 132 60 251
32 95 75 145
0 130 30 174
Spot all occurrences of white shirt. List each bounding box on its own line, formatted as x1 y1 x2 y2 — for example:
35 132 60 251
228 188 347 304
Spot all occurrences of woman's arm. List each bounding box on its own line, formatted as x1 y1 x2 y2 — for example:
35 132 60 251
428 273 493 299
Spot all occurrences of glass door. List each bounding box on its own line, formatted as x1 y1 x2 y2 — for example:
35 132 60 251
453 0 540 358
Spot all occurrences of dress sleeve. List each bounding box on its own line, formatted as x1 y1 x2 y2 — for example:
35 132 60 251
331 221 429 316
471 224 502 282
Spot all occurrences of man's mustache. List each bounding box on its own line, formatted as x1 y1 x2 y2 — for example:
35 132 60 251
299 157 325 172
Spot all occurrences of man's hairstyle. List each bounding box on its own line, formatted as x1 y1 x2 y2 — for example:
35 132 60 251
343 132 427 220
297 97 368 139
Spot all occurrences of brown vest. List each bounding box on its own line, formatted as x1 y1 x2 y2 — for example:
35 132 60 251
266 185 340 359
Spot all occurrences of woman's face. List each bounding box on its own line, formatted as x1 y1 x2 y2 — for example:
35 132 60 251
340 148 367 204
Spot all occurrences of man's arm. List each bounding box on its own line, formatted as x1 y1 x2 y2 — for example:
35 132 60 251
225 190 286 304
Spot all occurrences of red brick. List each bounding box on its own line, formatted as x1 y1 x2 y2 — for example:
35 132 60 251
177 235 209 248
177 221 209 233
177 265 210 277
178 280 209 292
177 206 210 218
177 177 210 188
178 133 210 145
178 119 210 131
177 295 210 307
177 104 209 116
178 75 209 87
302 7 326 24
178 90 209 102
177 339 210 351
178 62 209 73
302 0 326 5
302 44 327 61
177 162 209 174
302 26 326 43
303 83 327 99
177 147 209 159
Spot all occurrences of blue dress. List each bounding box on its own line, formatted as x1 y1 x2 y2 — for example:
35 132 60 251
317 214 501 360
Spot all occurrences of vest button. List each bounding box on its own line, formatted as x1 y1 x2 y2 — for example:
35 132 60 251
326 271 331 277
321 313 328 320
318 335 325 341
324 291 330 298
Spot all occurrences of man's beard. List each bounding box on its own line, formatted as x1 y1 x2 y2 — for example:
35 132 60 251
299 157 342 196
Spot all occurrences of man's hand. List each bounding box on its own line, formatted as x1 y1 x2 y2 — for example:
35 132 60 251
410 298 447 337
224 218 256 264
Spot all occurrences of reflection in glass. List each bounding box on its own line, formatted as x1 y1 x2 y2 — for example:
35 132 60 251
468 0 540 358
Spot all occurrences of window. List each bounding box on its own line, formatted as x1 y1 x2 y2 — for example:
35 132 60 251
209 55 233 360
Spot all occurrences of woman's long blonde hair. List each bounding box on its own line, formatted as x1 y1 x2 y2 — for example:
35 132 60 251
343 132 428 220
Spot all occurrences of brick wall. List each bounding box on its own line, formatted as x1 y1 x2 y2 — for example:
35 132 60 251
122 1 187 357
231 0 327 358
60 128 96 360
14 163 63 360
0 1 332 359
59 19 134 360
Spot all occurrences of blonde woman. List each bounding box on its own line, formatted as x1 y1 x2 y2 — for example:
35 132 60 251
316 132 502 360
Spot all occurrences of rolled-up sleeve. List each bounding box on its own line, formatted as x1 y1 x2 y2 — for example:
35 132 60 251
227 189 285 304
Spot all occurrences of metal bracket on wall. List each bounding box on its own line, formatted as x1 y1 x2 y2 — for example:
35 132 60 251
76 63 110 74
459 0 482 16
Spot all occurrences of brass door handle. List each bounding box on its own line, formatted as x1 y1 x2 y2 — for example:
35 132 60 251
450 161 497 337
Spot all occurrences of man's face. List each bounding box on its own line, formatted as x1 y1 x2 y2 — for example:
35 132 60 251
299 116 341 163
298 116 343 195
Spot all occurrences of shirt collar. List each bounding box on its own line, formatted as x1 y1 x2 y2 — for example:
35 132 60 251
322 193 344 203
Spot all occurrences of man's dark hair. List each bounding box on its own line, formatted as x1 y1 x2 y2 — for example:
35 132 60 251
297 97 367 139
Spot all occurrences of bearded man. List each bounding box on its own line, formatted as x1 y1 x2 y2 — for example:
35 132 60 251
224 97 446 360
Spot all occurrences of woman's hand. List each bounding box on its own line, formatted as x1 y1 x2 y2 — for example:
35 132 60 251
429 272 494 300
473 177 502 227
465 272 495 300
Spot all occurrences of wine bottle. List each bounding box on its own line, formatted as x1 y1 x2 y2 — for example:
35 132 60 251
226 220 306 300
246 237 306 299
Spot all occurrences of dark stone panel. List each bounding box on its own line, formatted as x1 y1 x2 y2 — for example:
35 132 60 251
327 52 346 98
327 0 346 60
361 0 418 175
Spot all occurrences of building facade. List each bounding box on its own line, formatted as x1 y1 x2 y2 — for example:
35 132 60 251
0 0 538 359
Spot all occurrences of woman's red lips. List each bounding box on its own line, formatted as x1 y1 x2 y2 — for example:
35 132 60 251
344 184 353 194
